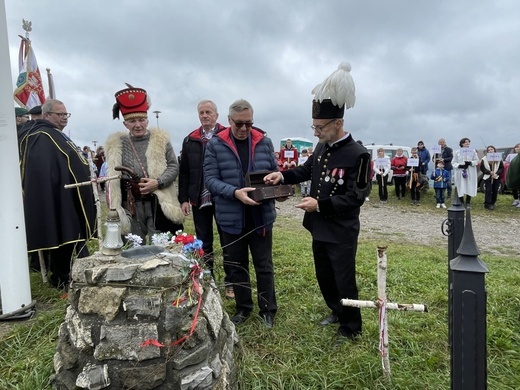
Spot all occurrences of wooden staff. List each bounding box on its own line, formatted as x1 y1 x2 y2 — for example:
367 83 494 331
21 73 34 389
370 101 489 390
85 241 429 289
38 250 48 283
380 167 386 191
408 166 415 189
63 175 119 188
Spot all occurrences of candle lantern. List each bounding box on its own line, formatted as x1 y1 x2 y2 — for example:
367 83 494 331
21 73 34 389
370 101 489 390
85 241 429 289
101 209 124 255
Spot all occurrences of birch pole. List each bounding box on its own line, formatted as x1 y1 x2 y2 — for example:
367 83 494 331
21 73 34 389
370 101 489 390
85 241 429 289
341 245 428 381
377 246 391 380
87 153 103 249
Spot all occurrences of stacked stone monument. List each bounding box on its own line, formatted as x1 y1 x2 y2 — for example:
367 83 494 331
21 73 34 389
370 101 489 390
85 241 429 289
51 247 237 390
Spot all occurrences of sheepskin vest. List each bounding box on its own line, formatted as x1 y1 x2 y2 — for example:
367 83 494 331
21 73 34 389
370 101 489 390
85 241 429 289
105 128 184 234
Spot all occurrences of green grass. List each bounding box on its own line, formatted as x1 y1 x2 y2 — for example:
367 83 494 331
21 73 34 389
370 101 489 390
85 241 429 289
1 207 519 389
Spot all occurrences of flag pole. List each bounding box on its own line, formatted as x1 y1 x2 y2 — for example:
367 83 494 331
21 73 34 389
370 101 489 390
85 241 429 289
46 68 55 99
0 9 35 319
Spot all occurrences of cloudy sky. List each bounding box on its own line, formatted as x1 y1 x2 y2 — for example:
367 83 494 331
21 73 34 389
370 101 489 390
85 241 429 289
5 0 520 155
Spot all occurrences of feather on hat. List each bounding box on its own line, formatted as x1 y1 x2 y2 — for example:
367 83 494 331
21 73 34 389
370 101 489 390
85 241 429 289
311 62 356 119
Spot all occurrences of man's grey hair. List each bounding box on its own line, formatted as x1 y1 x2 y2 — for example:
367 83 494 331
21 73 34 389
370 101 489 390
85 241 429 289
229 99 253 116
42 99 64 114
197 99 218 113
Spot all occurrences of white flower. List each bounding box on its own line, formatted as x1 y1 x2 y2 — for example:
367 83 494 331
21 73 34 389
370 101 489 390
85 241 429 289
151 232 172 246
124 234 143 248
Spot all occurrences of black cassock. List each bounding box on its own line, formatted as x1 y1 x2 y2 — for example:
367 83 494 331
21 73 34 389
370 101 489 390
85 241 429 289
19 120 96 254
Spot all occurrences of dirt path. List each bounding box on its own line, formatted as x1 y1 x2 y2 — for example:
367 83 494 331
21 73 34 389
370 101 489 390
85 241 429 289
275 195 520 257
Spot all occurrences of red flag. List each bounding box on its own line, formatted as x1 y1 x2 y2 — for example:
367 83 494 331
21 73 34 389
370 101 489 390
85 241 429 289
13 37 46 109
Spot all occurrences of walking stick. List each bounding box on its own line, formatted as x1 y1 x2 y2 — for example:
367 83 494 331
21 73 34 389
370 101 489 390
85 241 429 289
38 250 48 283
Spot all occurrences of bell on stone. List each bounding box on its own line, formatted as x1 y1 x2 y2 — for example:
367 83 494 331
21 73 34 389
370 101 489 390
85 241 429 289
102 209 124 255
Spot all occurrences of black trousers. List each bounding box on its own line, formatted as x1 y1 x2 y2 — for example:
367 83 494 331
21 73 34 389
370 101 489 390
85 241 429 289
394 176 407 198
410 181 421 201
220 229 277 316
49 241 89 288
192 204 230 282
484 178 500 206
312 239 362 335
376 174 388 201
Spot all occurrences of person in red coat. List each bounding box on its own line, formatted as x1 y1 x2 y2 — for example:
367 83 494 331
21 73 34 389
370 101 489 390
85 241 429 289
280 139 299 169
391 148 408 200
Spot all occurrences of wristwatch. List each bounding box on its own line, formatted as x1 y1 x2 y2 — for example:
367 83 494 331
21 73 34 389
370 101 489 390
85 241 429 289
157 178 165 189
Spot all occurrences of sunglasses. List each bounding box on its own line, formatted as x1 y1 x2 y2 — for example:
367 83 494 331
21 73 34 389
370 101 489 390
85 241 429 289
230 117 254 129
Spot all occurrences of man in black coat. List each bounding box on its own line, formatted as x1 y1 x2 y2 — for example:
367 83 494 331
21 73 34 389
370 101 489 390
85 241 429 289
178 100 232 295
264 63 371 340
19 99 96 288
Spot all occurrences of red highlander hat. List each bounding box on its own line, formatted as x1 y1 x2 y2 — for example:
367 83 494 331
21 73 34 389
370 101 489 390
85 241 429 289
112 84 150 120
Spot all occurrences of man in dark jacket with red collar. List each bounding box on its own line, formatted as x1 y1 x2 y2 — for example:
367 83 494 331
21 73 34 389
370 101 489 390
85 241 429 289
178 100 230 292
204 99 278 328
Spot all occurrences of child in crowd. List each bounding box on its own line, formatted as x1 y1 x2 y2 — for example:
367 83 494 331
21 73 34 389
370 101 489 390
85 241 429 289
431 159 450 208
407 147 422 206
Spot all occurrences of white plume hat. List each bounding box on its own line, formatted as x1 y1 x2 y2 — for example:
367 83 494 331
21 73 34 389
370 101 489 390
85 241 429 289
311 62 356 119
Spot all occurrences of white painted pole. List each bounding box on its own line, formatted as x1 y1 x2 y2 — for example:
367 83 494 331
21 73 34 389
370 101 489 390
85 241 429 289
0 1 34 315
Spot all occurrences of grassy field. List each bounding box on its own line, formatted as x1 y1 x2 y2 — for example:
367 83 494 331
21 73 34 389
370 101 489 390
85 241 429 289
0 197 519 389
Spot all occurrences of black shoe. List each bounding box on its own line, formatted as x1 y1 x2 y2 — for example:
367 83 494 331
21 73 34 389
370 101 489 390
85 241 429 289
260 313 274 329
489 205 495 210
319 314 339 326
338 326 361 340
231 311 250 325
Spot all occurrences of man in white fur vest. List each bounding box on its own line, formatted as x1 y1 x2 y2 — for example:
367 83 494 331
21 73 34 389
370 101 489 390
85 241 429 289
105 85 184 242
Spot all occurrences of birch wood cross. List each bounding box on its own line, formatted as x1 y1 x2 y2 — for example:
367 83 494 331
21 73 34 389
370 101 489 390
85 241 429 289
341 246 428 381
64 153 120 250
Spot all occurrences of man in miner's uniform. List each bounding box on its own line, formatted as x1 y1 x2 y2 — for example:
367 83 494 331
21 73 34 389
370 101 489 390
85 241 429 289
264 63 371 341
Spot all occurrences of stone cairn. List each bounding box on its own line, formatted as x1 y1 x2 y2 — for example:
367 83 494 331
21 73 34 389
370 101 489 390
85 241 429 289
51 246 238 390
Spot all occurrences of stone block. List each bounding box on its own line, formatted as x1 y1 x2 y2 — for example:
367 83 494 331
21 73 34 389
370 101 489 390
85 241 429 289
104 264 138 281
75 363 110 390
164 294 197 333
172 334 211 370
180 365 212 390
124 293 162 320
139 258 170 271
65 306 94 351
78 286 126 321
119 362 167 389
94 323 160 361
202 288 224 339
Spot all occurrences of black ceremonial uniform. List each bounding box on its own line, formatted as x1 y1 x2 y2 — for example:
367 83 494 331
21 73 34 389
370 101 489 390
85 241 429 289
19 120 96 286
282 134 371 336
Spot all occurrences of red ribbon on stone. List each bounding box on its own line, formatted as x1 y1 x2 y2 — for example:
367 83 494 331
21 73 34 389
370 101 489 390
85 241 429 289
140 339 165 348
140 263 203 348
169 264 203 346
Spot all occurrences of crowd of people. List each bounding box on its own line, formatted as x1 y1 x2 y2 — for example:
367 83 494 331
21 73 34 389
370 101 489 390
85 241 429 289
371 138 520 210
14 62 520 345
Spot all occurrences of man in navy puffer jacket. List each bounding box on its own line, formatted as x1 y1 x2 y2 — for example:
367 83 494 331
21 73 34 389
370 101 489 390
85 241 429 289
204 99 278 328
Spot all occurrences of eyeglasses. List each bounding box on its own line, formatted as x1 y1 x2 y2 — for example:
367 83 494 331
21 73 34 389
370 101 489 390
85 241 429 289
49 112 71 118
311 119 336 133
21 115 30 119
230 118 254 129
